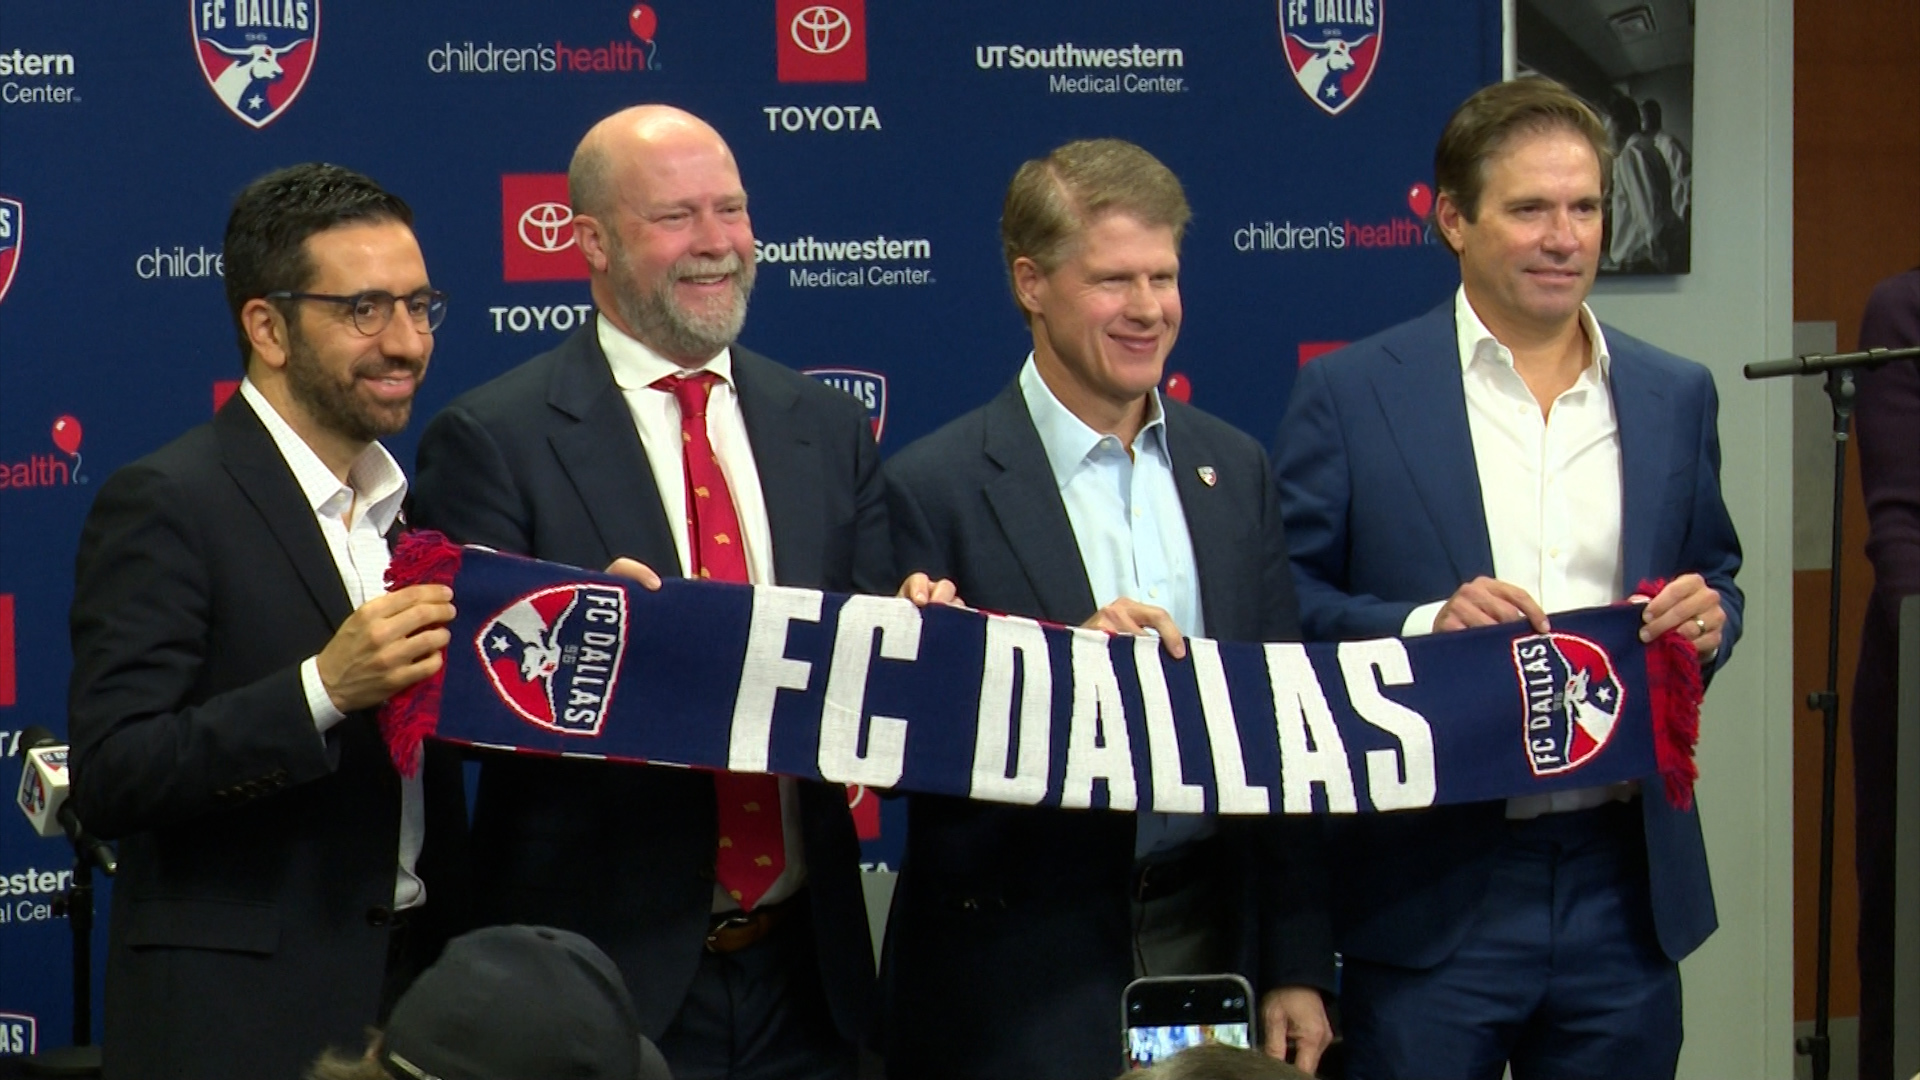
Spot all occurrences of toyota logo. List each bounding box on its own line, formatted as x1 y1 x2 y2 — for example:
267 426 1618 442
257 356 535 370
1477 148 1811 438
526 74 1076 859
790 5 851 55
518 202 576 253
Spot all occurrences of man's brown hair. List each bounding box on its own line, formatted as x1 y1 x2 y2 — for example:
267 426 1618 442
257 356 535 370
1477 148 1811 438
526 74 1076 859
1432 76 1613 248
1000 138 1190 313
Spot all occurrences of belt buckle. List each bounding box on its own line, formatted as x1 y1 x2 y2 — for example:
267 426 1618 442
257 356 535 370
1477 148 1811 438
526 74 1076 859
705 912 757 953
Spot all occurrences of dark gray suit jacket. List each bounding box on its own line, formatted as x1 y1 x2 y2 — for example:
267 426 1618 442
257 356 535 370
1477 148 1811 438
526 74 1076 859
69 397 466 1080
880 377 1334 1080
409 325 891 1044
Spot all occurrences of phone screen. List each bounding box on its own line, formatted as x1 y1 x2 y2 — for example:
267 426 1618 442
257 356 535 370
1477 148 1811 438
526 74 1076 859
1122 974 1256 1070
1125 1020 1253 1068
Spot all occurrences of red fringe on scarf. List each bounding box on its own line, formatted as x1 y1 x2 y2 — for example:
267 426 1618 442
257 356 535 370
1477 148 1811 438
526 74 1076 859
379 530 464 778
1634 579 1704 810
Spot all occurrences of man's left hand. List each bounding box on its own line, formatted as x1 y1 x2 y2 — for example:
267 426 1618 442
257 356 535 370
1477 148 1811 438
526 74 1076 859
1260 985 1332 1075
1635 572 1725 658
895 572 962 608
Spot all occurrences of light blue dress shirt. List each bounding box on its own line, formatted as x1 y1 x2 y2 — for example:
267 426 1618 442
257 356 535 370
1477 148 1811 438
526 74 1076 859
1017 357 1215 861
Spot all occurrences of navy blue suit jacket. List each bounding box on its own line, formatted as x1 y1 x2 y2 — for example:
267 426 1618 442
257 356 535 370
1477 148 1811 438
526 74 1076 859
1271 303 1743 967
409 326 890 1043
882 378 1334 1080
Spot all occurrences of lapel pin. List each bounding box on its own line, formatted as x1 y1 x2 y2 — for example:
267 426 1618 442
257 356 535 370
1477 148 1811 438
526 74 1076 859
1196 466 1217 487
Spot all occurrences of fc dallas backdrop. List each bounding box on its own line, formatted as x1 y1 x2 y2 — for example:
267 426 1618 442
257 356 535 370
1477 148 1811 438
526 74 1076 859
0 0 1498 1051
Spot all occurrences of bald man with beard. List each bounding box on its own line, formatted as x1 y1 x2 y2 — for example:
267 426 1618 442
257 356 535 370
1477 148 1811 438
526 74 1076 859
412 105 947 1080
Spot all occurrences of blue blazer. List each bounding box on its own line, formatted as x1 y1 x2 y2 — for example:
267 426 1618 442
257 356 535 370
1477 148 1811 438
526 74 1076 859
882 378 1334 1080
409 326 890 1044
1271 302 1743 967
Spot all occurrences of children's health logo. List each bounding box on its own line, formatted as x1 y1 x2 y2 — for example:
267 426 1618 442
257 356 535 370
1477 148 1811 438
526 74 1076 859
0 415 88 491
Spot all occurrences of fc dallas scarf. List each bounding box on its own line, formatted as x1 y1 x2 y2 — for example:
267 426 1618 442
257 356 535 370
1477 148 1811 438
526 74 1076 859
381 532 1703 813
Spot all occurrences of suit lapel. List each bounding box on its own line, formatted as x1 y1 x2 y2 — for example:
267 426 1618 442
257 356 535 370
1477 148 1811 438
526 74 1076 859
545 329 681 572
980 381 1097 623
215 397 353 628
1372 308 1496 582
1165 408 1242 637
1608 345 1672 588
733 349 821 587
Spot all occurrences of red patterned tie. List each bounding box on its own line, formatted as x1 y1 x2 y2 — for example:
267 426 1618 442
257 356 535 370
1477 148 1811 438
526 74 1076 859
656 372 786 911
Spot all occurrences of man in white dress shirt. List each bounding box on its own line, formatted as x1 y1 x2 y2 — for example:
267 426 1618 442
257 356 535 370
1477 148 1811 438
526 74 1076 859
69 163 461 1080
1273 77 1744 1080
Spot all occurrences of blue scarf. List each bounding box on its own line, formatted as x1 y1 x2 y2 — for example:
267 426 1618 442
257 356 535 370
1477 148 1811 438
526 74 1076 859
382 533 1702 812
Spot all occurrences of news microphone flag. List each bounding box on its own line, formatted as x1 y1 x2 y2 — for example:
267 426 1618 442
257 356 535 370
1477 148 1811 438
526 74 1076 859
381 534 1702 815
16 739 70 840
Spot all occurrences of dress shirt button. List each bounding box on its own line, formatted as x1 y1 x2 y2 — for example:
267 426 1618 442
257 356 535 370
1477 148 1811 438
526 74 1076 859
1548 547 1562 559
1149 587 1160 599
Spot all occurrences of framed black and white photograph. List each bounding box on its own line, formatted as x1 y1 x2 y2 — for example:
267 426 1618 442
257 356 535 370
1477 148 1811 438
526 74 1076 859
1515 0 1694 275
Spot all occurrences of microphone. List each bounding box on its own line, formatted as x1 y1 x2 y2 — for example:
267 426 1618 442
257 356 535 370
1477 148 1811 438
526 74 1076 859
16 726 116 876
1743 344 1920 380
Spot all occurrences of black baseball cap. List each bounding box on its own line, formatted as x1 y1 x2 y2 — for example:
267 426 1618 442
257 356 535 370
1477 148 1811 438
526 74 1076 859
381 925 671 1080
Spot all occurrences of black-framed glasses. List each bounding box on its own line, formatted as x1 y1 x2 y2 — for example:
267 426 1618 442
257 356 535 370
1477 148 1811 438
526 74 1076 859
266 288 449 336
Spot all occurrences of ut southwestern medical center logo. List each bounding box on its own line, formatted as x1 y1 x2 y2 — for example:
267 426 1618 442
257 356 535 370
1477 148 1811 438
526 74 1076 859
191 0 319 128
1280 0 1380 115
1512 631 1625 777
478 584 629 737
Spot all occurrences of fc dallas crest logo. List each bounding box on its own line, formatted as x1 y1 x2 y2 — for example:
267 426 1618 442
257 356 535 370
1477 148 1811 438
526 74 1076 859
191 0 320 129
0 197 20 305
1512 631 1625 777
1279 0 1382 116
476 583 629 737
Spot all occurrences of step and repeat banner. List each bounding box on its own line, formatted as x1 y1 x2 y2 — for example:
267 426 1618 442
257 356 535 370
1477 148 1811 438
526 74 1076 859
0 0 1499 1050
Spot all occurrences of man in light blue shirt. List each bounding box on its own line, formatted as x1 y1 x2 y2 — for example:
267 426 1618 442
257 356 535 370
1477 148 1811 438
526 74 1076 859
880 138 1334 1080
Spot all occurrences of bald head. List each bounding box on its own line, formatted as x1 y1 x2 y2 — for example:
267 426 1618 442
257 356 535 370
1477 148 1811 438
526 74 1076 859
566 105 757 365
569 105 736 220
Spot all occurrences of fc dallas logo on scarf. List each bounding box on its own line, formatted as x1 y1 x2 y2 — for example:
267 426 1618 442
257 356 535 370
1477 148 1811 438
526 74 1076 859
1513 632 1626 777
476 583 629 736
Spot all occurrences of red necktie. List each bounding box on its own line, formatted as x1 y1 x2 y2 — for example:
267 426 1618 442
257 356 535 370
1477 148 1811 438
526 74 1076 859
656 372 786 911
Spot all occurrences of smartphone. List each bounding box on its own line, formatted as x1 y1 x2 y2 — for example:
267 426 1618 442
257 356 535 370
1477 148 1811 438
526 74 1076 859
1121 973 1257 1070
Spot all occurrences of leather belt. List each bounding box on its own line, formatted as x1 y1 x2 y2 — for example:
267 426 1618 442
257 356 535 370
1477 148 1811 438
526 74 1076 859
705 902 791 954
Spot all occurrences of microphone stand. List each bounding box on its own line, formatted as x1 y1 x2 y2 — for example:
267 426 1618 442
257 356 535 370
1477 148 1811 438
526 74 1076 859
1746 343 1920 1080
16 800 114 1078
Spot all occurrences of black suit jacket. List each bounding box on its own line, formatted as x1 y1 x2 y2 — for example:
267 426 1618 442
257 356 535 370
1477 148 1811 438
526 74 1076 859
68 397 466 1080
879 378 1334 1080
409 325 891 1043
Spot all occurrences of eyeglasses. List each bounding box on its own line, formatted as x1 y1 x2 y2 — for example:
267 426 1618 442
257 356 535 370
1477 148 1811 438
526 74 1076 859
266 288 449 336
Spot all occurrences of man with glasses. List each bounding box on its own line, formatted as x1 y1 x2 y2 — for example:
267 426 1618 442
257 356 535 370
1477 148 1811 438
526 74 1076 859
68 162 467 1080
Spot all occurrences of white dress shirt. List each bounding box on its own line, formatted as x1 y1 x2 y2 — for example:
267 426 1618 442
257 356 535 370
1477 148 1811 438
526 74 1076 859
598 315 806 909
1017 357 1215 859
238 379 425 908
1399 289 1634 818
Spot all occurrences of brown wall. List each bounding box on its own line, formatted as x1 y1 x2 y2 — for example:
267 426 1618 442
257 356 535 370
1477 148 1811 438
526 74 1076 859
1792 0 1920 1023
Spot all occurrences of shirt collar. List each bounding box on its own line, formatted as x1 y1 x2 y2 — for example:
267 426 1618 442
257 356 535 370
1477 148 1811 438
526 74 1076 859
1017 354 1169 490
1452 284 1612 383
237 378 407 530
598 313 735 391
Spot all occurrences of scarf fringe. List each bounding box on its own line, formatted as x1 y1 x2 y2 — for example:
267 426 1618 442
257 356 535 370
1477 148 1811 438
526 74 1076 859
1635 578 1703 810
378 531 464 778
